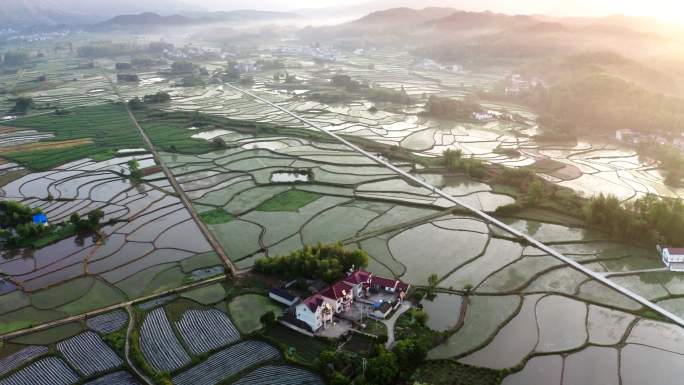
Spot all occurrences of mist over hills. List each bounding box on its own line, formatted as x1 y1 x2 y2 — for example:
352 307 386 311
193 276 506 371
96 10 301 29
0 0 201 27
299 7 683 62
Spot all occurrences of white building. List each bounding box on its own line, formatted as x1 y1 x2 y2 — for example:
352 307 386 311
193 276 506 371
294 270 410 332
319 281 354 313
294 294 335 332
342 270 372 297
616 129 638 142
658 245 684 272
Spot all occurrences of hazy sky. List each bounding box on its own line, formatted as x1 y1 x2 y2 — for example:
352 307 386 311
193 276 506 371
196 0 684 23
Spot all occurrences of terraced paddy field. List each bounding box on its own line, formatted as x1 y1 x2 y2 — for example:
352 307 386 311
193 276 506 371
0 56 117 114
2 45 684 385
132 48 682 203
0 154 223 334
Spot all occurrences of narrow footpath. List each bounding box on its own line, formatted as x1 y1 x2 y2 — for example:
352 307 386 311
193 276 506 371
104 73 238 276
125 305 153 385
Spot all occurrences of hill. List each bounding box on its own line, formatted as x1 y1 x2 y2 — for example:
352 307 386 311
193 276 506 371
0 0 199 27
96 10 302 29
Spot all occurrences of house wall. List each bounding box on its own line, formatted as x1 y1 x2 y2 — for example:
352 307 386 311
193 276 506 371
295 304 321 332
670 262 684 272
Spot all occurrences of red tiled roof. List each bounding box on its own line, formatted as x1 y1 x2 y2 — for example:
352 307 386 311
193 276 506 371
371 276 399 289
665 247 684 255
302 294 326 312
320 281 354 300
396 281 410 292
344 270 372 285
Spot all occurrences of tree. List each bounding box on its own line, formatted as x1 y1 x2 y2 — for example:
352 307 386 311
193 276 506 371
393 339 427 370
127 159 143 182
259 310 276 328
412 309 429 327
87 210 104 228
3 51 30 66
329 372 350 385
364 348 399 385
127 97 143 110
212 137 227 149
171 61 196 74
143 92 171 104
426 273 439 298
254 243 369 283
9 97 34 114
526 180 545 206
69 213 81 225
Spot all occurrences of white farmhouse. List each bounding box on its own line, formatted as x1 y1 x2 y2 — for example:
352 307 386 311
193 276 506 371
294 294 334 332
342 270 372 298
658 245 684 272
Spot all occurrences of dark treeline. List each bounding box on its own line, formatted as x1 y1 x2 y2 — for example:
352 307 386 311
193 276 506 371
254 243 369 283
443 149 486 178
501 74 684 137
636 142 684 187
584 194 684 247
1 51 30 66
128 92 171 109
421 95 482 120
77 41 174 59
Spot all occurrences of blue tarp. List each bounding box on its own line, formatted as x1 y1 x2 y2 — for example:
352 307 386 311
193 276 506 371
32 213 47 225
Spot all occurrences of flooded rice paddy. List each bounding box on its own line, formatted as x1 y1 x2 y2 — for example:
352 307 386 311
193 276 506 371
1 46 684 384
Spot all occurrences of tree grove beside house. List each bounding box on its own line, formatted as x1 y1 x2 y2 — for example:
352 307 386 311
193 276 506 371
421 94 483 120
171 61 196 74
0 200 38 227
583 193 684 246
127 159 143 183
143 91 171 103
9 97 34 114
3 51 30 66
254 243 369 283
442 149 486 178
363 347 399 385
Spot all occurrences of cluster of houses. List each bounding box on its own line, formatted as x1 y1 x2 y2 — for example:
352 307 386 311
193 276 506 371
615 129 684 151
504 73 545 95
277 45 339 62
270 270 409 333
413 58 462 73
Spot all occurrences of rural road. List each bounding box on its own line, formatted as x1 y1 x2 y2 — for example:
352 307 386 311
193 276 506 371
383 302 411 348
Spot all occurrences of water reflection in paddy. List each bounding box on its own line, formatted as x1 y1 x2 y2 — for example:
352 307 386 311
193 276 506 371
419 293 463 332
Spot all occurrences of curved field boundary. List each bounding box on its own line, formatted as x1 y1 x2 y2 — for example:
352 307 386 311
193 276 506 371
139 308 190 373
86 310 128 334
0 357 79 385
57 331 122 377
105 73 238 276
83 371 141 385
172 341 281 385
0 346 48 376
175 309 241 355
231 365 325 385
223 83 684 328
